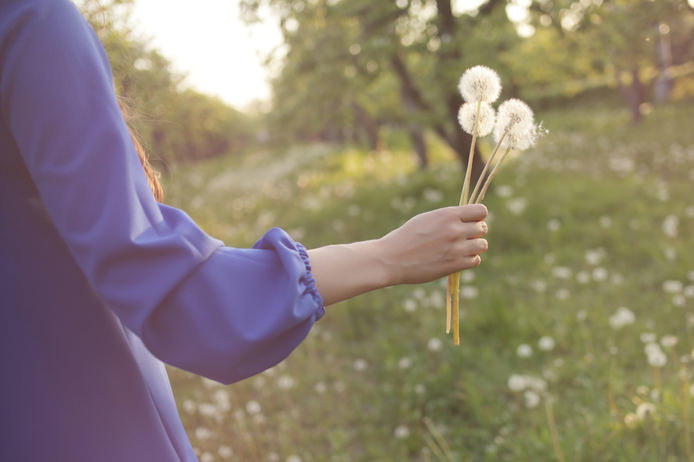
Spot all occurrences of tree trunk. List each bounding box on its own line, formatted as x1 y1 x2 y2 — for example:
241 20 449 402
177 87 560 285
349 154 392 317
628 67 645 124
351 101 382 152
654 22 673 104
408 126 428 169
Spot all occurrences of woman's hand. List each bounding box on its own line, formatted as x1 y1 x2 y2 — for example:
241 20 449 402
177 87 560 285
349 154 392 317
307 204 488 306
376 204 489 285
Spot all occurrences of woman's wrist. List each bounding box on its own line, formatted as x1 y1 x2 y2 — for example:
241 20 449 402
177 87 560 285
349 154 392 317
306 238 394 306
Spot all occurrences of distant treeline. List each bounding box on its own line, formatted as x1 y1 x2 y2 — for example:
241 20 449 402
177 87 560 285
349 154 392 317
79 0 255 171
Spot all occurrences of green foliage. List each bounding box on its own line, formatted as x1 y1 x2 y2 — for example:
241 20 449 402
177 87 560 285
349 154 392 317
77 0 254 169
164 102 694 461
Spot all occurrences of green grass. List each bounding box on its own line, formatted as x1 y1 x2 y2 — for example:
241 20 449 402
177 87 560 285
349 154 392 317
163 101 694 461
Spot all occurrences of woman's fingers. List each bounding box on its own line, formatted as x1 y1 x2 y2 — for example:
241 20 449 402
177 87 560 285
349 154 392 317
459 220 488 239
457 255 482 270
455 238 488 256
458 204 487 222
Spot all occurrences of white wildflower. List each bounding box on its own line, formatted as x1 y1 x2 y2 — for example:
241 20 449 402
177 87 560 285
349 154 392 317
517 344 533 358
286 455 302 462
552 266 572 279
200 453 214 462
414 384 426 395
394 424 410 439
524 390 540 408
624 413 639 429
576 310 587 321
497 185 513 197
592 267 608 282
507 197 528 215
353 359 368 371
277 375 295 390
458 65 501 103
245 400 261 415
183 399 196 415
461 271 475 283
403 298 417 312
428 338 443 352
195 427 213 441
661 335 678 348
647 349 667 368
609 307 635 329
662 214 679 238
218 445 233 459
673 294 686 306
508 374 527 392
663 280 683 293
599 216 612 228
585 248 606 266
538 336 555 351
689 271 694 282
636 402 656 420
531 279 547 292
461 285 479 299
547 219 561 232
458 102 496 136
314 382 327 394
555 288 570 300
576 271 590 284
398 357 412 369
640 333 656 344
636 385 649 396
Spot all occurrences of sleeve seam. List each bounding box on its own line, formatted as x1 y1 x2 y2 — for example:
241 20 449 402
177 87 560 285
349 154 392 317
294 241 326 320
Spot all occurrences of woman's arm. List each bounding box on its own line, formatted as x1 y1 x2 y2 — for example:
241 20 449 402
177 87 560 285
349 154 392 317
309 205 488 306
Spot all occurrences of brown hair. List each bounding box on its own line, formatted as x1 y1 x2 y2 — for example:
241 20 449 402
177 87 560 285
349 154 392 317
118 99 164 202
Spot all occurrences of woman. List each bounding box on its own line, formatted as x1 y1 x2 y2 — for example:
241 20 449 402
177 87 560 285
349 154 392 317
0 0 489 460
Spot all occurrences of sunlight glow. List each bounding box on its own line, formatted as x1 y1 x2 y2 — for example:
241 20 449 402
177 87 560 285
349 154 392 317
132 0 282 111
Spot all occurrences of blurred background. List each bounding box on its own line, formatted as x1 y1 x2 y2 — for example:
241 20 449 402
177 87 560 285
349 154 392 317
78 0 694 460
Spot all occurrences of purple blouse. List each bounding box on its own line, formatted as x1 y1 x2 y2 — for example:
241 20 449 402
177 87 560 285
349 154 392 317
0 0 325 460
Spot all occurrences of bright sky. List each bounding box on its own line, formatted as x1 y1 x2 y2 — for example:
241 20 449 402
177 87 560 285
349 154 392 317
131 0 505 111
132 0 282 111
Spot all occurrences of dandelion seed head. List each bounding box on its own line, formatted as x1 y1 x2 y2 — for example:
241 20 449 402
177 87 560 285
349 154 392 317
538 336 555 351
457 102 496 136
661 335 678 348
495 98 534 133
428 338 443 352
458 65 501 103
636 402 656 420
508 374 527 392
394 424 410 439
523 390 540 408
624 412 639 429
517 344 533 358
609 307 635 329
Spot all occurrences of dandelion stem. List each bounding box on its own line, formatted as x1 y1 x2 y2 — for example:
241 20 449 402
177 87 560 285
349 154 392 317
545 398 566 462
469 130 507 203
446 274 452 334
450 100 481 345
473 148 510 204
682 366 693 462
452 272 461 344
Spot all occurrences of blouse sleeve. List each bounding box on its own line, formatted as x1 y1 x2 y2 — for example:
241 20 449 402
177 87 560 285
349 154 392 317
0 0 325 385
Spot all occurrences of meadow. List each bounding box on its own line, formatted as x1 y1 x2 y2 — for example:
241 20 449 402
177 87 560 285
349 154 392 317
163 102 694 461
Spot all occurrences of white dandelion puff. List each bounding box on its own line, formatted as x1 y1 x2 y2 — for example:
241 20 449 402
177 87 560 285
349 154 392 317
394 424 410 439
523 390 540 408
457 102 496 136
428 338 443 352
661 335 678 348
495 99 534 135
538 336 555 351
458 65 501 103
640 333 657 344
624 413 639 429
508 374 527 392
517 344 533 358
245 400 261 415
609 307 635 329
636 402 656 420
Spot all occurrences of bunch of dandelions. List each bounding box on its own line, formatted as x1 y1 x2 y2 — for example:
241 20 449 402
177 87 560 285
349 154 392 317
446 65 545 345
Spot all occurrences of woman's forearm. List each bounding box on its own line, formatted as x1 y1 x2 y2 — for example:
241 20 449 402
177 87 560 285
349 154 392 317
307 239 392 306
307 204 489 307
